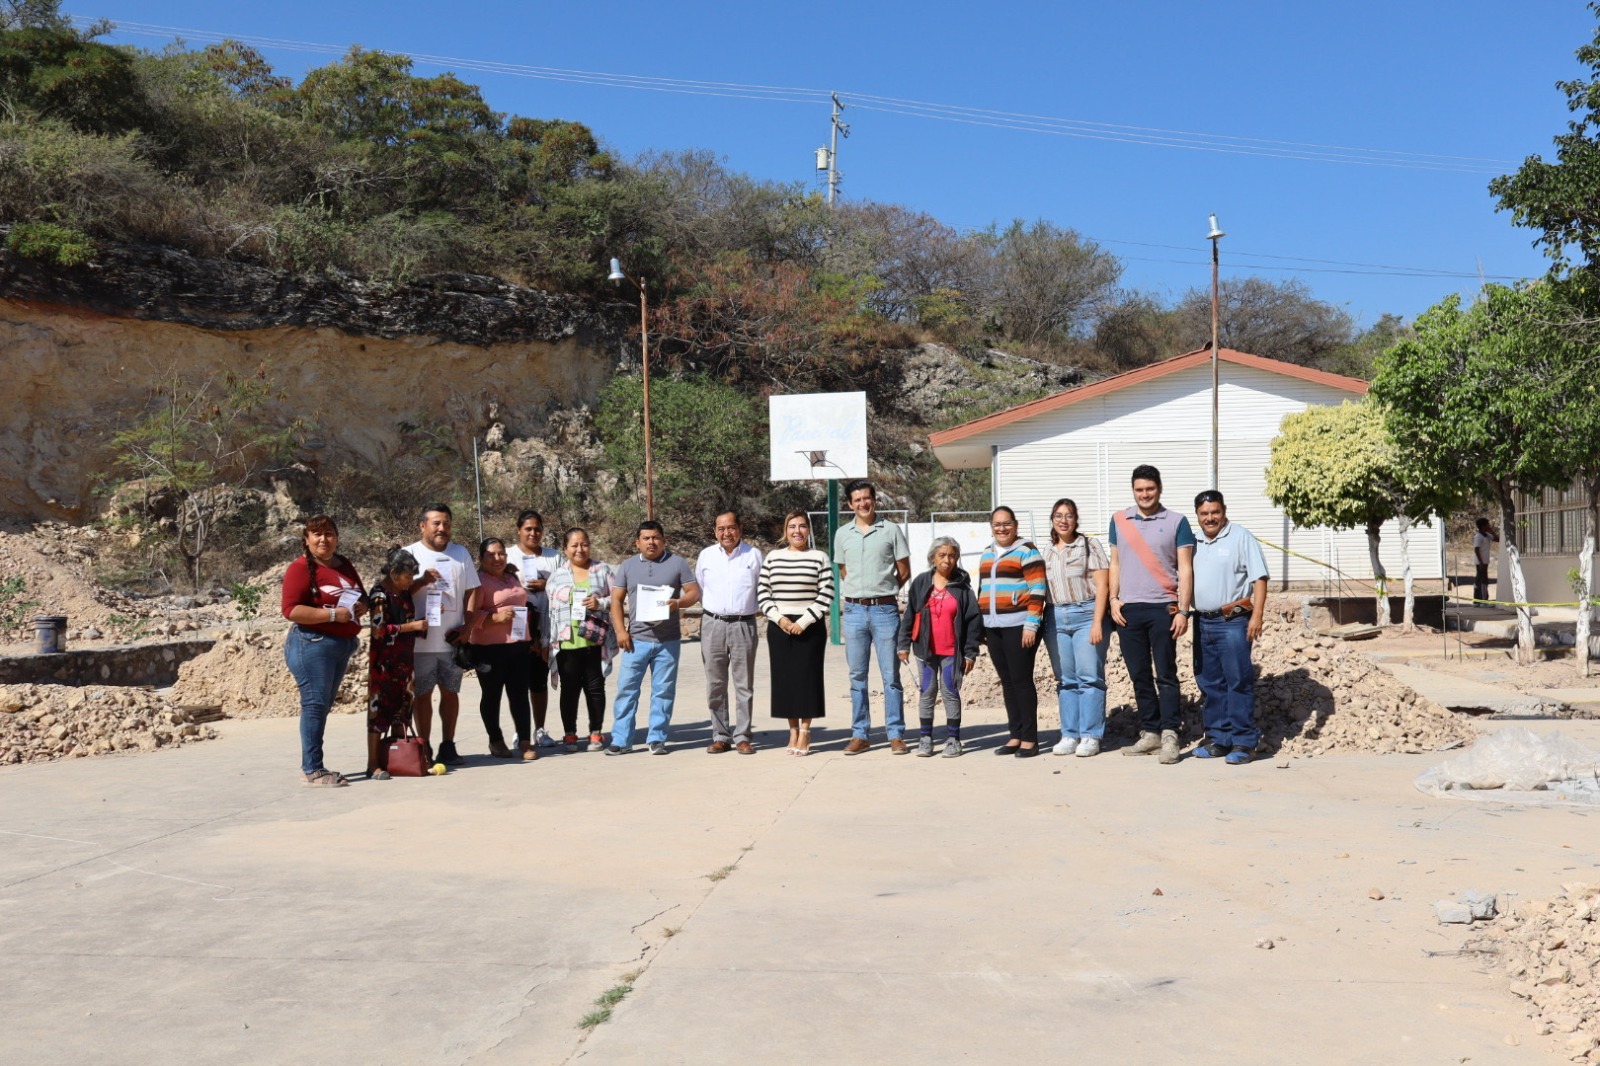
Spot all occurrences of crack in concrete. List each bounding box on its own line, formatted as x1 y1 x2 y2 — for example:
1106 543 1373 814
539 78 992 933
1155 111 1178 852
555 756 835 1065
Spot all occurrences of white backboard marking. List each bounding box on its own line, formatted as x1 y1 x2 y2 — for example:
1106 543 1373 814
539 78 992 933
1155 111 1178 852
769 392 869 481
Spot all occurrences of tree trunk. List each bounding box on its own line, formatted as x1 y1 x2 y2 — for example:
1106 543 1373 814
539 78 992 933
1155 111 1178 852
1499 491 1534 663
1398 516 1416 632
1578 480 1597 679
1366 519 1388 627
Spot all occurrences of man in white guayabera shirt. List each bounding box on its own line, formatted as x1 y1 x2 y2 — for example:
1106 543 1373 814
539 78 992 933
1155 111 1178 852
695 510 763 754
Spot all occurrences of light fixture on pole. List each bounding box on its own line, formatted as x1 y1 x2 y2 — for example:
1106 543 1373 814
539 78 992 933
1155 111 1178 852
1206 213 1225 491
608 256 654 519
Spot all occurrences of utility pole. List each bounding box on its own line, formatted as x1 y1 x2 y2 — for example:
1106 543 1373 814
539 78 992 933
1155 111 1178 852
1207 213 1225 490
824 92 848 205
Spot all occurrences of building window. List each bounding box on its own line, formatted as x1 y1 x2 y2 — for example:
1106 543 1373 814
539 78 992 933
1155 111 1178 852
1516 479 1595 556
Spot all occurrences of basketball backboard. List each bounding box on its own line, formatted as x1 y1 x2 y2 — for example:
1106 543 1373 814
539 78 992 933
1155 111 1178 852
769 392 869 481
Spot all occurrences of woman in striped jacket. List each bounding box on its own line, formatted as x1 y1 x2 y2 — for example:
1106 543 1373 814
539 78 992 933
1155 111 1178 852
978 506 1048 757
758 511 835 756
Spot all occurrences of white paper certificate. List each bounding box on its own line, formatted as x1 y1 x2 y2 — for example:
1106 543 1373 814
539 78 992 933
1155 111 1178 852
636 585 672 623
510 606 528 641
336 588 361 615
425 589 443 627
431 567 454 604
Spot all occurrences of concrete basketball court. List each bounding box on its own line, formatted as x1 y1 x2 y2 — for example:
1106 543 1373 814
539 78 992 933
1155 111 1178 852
3 642 1597 1065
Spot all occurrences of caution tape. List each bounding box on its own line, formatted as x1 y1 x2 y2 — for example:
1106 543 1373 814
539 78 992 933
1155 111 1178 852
1086 529 1593 610
1251 537 1596 610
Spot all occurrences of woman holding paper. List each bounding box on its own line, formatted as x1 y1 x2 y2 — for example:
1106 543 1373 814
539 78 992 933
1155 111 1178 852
469 538 536 760
280 514 367 787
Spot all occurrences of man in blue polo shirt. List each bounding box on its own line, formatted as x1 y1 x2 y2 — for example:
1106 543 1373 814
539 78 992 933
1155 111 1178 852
1190 490 1269 765
833 480 911 755
1108 464 1194 765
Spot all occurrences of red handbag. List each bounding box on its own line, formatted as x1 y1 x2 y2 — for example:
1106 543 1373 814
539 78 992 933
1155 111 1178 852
384 723 430 777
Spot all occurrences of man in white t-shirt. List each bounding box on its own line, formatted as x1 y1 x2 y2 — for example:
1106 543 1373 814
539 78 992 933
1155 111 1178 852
405 502 481 766
506 509 561 747
1472 517 1499 603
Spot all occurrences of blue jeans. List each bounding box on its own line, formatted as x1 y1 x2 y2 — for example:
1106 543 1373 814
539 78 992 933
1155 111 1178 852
843 602 904 739
1193 614 1259 749
284 625 358 774
1042 601 1108 739
610 639 682 746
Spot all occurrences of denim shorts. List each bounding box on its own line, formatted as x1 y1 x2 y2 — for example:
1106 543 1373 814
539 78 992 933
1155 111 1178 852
414 650 464 695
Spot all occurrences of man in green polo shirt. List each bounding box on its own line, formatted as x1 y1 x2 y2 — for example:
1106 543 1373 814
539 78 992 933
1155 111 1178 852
833 480 911 754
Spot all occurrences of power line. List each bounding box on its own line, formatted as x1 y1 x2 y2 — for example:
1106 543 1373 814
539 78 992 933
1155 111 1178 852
74 15 1514 174
1081 236 1518 280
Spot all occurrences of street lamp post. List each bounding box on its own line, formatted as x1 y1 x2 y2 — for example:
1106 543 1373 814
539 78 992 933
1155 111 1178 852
608 257 654 520
1206 214 1225 491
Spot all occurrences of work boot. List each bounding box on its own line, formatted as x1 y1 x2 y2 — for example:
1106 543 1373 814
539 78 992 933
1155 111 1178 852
1123 730 1161 756
1158 730 1180 765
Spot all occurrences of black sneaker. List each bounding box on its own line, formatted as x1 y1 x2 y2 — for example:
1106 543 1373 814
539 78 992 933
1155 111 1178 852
438 740 465 766
604 744 632 756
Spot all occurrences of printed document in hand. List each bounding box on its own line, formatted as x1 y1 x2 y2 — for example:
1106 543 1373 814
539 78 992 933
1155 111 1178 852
510 606 528 641
425 589 443 627
636 585 672 623
336 588 361 615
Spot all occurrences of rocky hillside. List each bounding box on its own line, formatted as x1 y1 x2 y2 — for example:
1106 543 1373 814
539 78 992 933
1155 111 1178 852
1 235 1087 554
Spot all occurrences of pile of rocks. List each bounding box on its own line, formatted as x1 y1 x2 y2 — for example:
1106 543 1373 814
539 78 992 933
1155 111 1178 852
960 613 1477 755
1467 883 1600 1062
0 683 217 765
172 627 368 719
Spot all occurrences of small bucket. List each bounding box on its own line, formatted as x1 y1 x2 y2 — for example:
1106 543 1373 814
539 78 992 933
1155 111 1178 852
34 615 67 655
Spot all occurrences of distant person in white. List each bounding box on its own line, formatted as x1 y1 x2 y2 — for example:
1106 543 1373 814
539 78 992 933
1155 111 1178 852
695 510 763 754
507 509 561 747
1472 517 1499 603
405 502 480 766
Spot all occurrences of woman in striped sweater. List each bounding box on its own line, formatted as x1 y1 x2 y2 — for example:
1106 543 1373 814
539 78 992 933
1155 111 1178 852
758 510 835 756
978 505 1048 757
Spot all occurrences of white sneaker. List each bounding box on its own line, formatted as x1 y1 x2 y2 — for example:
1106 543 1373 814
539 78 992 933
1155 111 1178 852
1074 737 1100 758
1052 737 1079 756
534 728 555 748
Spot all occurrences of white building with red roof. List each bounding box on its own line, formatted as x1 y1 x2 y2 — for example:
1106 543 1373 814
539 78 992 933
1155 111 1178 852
928 347 1444 586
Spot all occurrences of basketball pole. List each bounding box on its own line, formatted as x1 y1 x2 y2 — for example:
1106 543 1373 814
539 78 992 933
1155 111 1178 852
827 478 842 645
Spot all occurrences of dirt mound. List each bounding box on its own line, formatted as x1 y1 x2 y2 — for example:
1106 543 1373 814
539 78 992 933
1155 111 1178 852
1467 883 1600 1060
0 683 217 765
959 613 1477 755
172 627 368 718
0 525 239 646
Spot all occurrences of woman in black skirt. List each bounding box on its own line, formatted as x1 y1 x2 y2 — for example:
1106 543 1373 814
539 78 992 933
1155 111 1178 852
758 510 835 755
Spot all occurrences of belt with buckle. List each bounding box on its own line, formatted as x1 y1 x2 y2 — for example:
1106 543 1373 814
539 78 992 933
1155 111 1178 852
844 595 897 606
704 611 755 623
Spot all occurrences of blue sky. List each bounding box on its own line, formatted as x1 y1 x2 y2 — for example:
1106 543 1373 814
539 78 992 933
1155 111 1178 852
80 1 1592 327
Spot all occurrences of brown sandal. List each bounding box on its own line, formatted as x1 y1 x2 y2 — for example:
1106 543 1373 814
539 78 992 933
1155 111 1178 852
303 769 349 787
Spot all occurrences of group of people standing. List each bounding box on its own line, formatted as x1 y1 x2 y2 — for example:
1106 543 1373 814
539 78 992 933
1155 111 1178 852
278 465 1270 787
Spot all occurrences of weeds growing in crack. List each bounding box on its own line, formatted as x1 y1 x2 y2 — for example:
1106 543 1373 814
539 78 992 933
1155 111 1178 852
706 864 736 882
577 975 637 1029
662 927 681 938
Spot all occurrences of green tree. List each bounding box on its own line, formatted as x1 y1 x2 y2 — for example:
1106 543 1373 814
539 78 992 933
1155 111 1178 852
109 366 302 589
0 17 148 133
594 372 766 535
1371 285 1574 661
1265 400 1442 629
